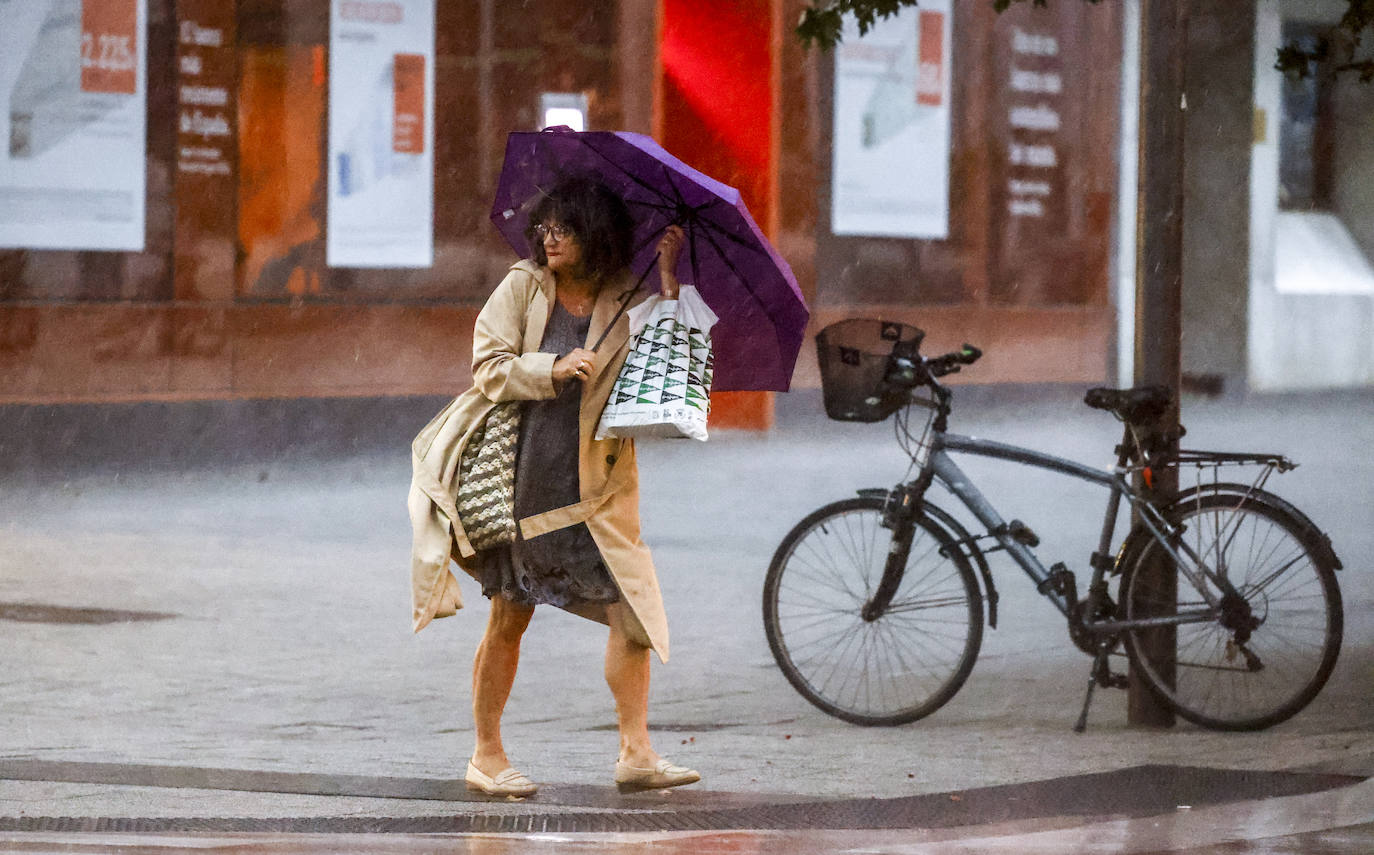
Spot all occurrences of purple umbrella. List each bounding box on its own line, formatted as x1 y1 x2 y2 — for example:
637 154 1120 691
490 126 810 392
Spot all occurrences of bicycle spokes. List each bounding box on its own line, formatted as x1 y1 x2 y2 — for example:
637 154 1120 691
1121 494 1342 731
763 498 984 726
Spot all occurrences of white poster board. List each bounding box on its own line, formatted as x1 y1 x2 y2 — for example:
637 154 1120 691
0 0 148 251
831 3 952 239
327 0 435 268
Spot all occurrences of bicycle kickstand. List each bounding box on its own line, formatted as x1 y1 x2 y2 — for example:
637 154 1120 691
1073 644 1128 733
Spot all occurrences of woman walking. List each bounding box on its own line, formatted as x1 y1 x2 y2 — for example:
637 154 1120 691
407 177 698 796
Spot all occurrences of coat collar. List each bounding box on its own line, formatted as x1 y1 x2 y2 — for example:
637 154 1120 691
510 259 554 307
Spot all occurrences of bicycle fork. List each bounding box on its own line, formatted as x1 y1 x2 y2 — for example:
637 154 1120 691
862 485 922 621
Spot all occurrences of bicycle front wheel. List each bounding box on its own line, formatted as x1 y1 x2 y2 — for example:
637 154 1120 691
1121 493 1343 731
763 497 984 726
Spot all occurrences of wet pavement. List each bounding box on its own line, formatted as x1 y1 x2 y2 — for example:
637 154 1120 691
0 763 1358 832
0 785 1371 853
0 767 1370 852
0 385 1371 852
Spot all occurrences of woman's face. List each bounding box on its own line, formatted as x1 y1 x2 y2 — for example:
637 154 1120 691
540 222 583 276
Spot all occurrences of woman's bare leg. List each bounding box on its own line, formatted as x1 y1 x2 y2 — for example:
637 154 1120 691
471 597 534 775
604 601 658 766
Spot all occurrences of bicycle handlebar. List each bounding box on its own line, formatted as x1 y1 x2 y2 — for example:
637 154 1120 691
883 343 982 401
925 344 982 378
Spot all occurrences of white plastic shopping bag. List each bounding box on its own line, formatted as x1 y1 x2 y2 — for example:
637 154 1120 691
596 285 718 441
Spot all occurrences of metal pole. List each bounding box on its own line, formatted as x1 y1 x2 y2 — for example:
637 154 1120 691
1129 0 1187 727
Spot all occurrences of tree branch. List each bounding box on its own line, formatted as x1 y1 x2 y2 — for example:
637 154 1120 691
796 0 1374 85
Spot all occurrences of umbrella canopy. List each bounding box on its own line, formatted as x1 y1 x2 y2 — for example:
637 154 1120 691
490 127 810 392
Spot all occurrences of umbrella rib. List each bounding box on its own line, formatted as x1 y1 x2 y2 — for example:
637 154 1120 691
630 170 707 258
656 161 781 334
693 217 768 311
575 135 774 260
692 219 794 363
623 198 681 216
525 142 576 211
626 197 752 263
654 164 755 244
574 136 681 206
656 166 756 239
686 207 777 255
577 143 719 266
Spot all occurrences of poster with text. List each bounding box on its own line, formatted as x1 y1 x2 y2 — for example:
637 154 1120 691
831 3 952 239
328 0 435 268
0 0 148 251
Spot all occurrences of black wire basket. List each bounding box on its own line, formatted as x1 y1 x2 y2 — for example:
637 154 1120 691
815 319 925 422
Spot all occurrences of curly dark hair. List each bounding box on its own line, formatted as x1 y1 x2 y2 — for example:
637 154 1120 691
524 177 635 281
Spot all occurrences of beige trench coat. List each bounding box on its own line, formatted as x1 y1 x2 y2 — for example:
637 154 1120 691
407 260 670 661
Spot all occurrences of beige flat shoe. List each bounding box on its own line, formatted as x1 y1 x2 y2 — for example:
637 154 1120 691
614 758 701 791
465 761 538 797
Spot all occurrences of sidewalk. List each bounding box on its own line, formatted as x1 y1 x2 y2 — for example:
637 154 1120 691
0 385 1370 848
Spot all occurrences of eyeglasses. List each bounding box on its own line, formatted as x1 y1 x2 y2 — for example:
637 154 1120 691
533 223 574 243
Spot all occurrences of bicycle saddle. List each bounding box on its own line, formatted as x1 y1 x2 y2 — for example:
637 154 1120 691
1083 386 1172 423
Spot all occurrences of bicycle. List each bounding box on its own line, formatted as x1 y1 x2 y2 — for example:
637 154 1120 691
763 319 1345 732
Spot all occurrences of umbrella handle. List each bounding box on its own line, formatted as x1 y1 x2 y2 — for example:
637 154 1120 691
590 252 659 353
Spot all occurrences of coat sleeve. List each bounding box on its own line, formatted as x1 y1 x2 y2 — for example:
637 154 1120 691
471 268 557 402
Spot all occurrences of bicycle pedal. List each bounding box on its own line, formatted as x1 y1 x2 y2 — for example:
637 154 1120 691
1104 672 1129 690
1037 563 1077 599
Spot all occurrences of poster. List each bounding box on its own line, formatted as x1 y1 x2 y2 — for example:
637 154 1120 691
831 3 952 239
0 0 148 251
327 0 435 268
176 4 234 183
173 0 237 301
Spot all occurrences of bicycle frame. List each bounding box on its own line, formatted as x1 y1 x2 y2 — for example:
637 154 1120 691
919 432 1238 635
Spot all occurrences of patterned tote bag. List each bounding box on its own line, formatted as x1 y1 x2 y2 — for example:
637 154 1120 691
455 401 521 550
596 286 718 442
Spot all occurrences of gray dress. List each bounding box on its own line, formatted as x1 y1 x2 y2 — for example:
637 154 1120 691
477 300 620 608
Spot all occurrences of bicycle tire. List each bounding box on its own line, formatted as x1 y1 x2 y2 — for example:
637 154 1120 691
1120 492 1343 731
763 497 984 726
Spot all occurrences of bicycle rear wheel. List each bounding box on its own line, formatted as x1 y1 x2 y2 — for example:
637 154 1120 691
763 497 983 726
1121 493 1342 731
